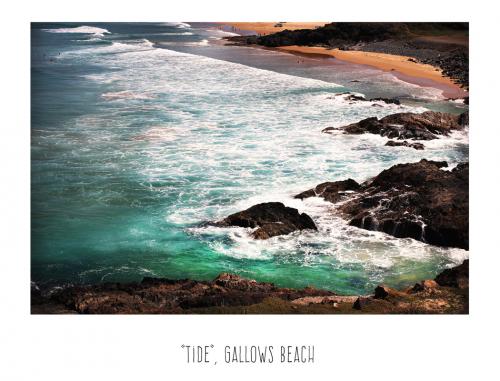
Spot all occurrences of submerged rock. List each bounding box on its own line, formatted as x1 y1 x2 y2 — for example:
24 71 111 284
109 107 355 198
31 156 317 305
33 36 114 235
385 140 425 150
330 111 467 140
215 202 317 239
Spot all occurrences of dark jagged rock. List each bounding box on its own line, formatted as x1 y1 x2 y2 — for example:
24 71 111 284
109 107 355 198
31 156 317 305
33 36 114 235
31 260 468 314
294 179 361 203
435 259 469 289
296 160 468 249
342 160 469 249
214 202 317 239
369 97 401 105
352 297 371 310
458 110 469 126
385 140 425 150
337 111 466 140
328 93 401 105
346 94 366 101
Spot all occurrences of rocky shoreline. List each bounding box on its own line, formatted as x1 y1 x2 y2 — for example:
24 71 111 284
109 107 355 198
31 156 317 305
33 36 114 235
215 111 468 249
31 260 468 314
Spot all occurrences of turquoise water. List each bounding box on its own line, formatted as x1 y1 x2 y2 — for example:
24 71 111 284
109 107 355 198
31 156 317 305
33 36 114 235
31 23 469 294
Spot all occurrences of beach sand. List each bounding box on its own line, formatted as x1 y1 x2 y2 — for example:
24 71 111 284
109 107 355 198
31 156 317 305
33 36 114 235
275 45 468 98
220 22 327 36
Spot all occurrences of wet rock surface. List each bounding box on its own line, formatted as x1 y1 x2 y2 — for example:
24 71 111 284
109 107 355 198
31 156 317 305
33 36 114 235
294 179 361 203
328 111 468 140
214 202 317 239
31 261 468 314
435 259 469 289
297 159 469 249
385 140 425 150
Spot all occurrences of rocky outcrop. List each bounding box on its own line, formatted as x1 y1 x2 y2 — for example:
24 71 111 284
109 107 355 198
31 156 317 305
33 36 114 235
294 179 361 203
327 92 401 105
385 140 425 150
369 97 401 105
435 259 469 289
214 202 317 239
297 159 469 250
325 111 468 140
31 260 468 314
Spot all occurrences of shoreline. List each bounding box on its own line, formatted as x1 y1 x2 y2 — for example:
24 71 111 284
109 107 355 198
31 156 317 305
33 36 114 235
275 45 468 99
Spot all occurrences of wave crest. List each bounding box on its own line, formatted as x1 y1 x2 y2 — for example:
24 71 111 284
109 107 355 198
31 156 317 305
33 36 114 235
42 25 111 37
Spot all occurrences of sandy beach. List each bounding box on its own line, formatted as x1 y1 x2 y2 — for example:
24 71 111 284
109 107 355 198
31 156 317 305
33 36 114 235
274 45 467 98
220 22 327 36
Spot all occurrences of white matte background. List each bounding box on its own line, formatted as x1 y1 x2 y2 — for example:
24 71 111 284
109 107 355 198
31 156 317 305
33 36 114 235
1 1 498 379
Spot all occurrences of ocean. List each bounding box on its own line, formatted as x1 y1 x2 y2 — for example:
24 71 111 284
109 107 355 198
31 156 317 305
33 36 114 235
31 22 469 294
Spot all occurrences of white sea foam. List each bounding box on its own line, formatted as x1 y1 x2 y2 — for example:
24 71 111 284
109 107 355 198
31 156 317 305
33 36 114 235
43 25 110 37
205 29 240 37
102 90 155 100
383 73 445 100
161 22 191 29
158 32 194 36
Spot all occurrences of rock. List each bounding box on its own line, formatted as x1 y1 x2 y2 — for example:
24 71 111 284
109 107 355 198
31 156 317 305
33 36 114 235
412 279 439 292
385 140 425 150
374 285 407 299
346 93 366 101
321 126 336 134
296 160 468 249
342 160 468 249
294 178 361 203
339 111 466 140
353 297 370 310
215 202 317 239
458 111 469 126
435 259 469 289
369 97 401 105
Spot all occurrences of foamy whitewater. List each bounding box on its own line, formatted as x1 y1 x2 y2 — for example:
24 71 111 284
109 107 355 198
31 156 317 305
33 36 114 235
31 23 469 293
